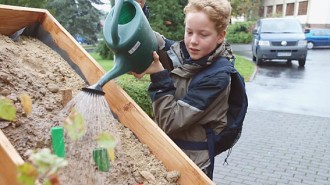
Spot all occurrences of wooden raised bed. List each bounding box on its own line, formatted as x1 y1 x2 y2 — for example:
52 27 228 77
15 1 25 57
0 4 214 185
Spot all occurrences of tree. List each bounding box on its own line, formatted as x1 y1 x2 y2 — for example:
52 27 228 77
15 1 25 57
147 0 186 41
0 0 48 8
230 0 262 21
46 0 103 44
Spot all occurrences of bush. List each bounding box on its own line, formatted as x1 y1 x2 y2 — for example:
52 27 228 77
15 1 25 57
226 21 256 44
96 40 114 60
116 75 154 118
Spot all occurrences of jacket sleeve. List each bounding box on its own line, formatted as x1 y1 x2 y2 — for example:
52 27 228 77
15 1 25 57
148 69 230 135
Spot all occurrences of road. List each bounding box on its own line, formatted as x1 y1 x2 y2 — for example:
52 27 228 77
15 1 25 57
212 44 330 185
232 44 330 118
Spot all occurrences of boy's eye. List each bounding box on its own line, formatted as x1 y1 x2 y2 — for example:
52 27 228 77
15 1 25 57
200 33 209 37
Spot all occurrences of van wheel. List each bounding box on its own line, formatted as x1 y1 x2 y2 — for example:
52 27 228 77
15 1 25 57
298 59 306 67
307 42 314 49
287 60 292 65
256 57 262 65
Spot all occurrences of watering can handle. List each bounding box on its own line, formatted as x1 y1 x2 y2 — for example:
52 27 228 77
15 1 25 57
110 0 125 46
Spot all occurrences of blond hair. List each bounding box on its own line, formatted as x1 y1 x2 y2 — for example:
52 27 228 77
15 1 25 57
184 0 232 33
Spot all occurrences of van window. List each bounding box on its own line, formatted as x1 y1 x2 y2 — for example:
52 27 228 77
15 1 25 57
261 19 302 33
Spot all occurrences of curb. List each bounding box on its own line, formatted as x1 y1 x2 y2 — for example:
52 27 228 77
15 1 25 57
249 62 258 82
239 55 258 82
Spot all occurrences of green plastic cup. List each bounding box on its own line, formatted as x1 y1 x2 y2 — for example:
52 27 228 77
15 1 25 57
92 148 110 172
51 126 65 158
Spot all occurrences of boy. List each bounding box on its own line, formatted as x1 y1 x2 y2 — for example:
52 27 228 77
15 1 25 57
132 0 234 179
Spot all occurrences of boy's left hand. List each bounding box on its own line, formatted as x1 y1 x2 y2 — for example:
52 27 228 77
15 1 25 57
131 51 164 79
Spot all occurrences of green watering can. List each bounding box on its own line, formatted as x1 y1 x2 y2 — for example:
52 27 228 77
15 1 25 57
82 0 157 95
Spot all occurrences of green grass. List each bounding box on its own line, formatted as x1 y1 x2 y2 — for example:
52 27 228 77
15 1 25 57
234 55 256 82
89 53 114 71
81 44 96 50
90 52 256 82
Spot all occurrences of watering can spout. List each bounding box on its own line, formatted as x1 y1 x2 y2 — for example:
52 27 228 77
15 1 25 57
82 57 131 95
82 84 105 95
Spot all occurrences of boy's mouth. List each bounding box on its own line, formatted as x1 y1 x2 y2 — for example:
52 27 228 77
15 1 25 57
189 48 199 53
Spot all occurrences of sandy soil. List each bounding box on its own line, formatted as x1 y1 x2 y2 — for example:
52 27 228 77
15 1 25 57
0 34 179 185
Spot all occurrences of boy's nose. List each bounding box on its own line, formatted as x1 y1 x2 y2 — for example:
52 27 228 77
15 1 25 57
190 34 199 44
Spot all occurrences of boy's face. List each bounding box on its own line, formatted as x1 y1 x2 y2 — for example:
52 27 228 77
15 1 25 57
184 11 225 60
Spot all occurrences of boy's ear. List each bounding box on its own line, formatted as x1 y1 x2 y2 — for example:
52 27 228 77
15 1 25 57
217 30 226 44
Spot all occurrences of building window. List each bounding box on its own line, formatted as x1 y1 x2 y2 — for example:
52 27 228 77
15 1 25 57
259 6 264 17
286 3 294 16
298 1 308 15
276 4 283 16
267 5 273 17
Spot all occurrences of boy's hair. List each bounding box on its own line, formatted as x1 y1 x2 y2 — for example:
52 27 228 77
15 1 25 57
183 0 232 33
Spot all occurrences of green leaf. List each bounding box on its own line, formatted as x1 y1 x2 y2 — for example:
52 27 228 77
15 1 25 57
0 96 16 121
95 132 117 149
44 180 53 185
63 108 86 141
28 148 68 177
17 163 38 185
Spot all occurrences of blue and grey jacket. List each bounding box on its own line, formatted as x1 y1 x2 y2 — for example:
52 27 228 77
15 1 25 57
149 34 235 169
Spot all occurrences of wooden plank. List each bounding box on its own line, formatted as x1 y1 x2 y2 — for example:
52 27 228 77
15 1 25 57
0 4 46 36
0 5 214 185
0 129 24 185
61 89 73 107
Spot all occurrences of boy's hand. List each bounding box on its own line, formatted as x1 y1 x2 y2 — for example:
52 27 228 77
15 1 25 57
131 51 164 79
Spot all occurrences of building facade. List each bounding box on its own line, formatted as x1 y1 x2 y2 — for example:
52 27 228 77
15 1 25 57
260 0 330 28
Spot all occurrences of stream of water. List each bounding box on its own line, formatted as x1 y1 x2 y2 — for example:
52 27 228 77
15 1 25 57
58 91 119 185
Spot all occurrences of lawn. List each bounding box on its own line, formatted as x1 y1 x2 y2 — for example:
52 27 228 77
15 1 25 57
89 52 114 71
89 52 256 82
234 54 256 82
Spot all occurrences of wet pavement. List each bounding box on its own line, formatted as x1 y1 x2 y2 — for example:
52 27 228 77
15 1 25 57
212 45 330 185
232 45 330 118
213 109 330 185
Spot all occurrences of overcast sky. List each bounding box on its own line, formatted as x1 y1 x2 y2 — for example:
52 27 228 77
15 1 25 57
93 0 111 13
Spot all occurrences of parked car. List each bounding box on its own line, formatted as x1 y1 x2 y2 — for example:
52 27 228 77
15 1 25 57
305 28 330 49
252 18 308 67
75 34 91 45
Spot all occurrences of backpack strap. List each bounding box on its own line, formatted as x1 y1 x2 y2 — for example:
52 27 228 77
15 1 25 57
205 125 216 180
174 126 216 179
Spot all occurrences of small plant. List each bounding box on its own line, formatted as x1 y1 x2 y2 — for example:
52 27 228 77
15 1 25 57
17 148 68 185
0 93 32 121
95 132 117 161
19 93 32 116
63 108 86 141
0 96 16 121
1 95 68 184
